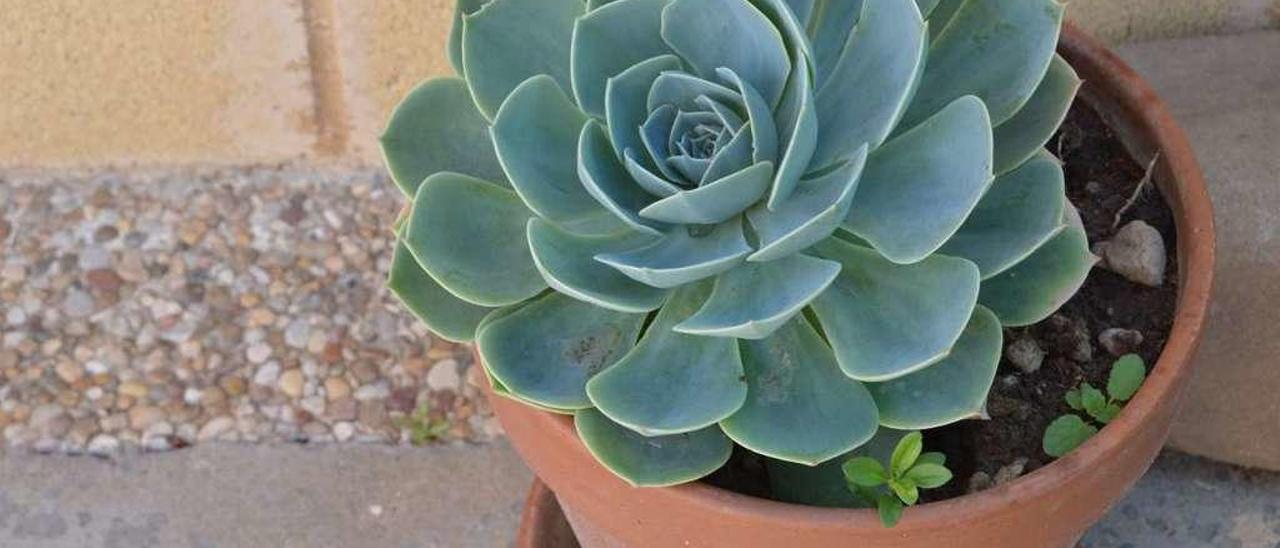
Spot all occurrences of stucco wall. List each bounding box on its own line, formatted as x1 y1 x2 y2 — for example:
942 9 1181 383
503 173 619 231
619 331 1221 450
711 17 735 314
0 0 1275 168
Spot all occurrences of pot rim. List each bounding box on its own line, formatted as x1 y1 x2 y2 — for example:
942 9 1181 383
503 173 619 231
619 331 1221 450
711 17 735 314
495 22 1216 530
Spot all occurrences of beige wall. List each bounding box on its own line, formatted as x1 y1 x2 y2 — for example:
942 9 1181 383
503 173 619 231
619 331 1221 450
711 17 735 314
0 0 1275 169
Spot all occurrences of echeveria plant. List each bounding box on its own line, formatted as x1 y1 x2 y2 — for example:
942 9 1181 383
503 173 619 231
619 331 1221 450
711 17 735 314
384 0 1093 489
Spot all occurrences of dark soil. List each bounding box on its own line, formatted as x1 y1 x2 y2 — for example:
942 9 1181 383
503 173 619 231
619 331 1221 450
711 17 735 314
923 100 1180 502
707 101 1181 504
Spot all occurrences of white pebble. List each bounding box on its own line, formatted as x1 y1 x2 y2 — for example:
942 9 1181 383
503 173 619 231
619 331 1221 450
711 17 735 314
87 434 120 458
246 342 272 365
333 422 355 442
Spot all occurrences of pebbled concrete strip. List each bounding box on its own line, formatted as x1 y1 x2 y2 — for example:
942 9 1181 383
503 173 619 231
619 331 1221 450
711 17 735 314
0 442 531 548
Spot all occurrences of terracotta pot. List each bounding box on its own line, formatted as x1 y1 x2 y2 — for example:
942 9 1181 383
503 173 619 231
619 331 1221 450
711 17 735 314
489 23 1216 548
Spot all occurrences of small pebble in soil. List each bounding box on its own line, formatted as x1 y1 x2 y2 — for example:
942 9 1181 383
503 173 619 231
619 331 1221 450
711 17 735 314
1094 220 1166 287
1098 328 1145 357
993 458 1030 486
1005 338 1046 374
968 471 993 494
1048 314 1094 363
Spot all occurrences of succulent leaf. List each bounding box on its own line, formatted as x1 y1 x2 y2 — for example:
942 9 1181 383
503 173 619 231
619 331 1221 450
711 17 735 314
624 149 683 197
578 121 669 236
807 0 865 87
404 173 546 307
812 0 927 168
381 77 508 196
866 306 1003 429
993 55 1081 175
914 0 942 17
747 146 868 262
716 68 780 165
811 238 980 382
571 0 674 118
607 55 686 167
461 0 584 119
662 0 793 107
924 0 965 40
595 218 753 289
720 317 879 464
527 218 669 313
844 96 994 265
479 292 647 409
646 71 742 113
493 75 615 232
780 0 816 22
768 46 819 208
902 0 1065 127
939 151 1067 278
388 241 494 343
575 408 733 487
639 163 774 225
447 0 489 77
699 123 757 184
674 254 841 339
979 202 1098 326
587 283 749 435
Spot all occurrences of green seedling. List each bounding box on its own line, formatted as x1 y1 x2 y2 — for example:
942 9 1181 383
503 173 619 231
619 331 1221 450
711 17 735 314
841 431 953 528
398 404 452 447
1043 354 1146 457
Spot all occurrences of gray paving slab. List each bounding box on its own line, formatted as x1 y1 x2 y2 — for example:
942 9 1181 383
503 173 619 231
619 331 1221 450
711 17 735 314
1116 30 1280 470
1085 452 1280 547
0 442 532 548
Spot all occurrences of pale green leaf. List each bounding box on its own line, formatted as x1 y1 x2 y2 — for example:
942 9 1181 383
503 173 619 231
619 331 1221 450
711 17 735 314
404 173 546 307
478 292 646 409
578 121 668 236
1107 354 1147 402
808 0 864 87
993 55 1080 175
901 0 1064 127
768 45 819 208
607 55 685 165
938 151 1066 278
587 283 748 435
890 431 923 478
447 0 489 77
575 408 733 486
720 317 879 464
462 0 584 119
716 67 779 164
639 163 773 225
812 0 927 168
595 218 753 289
381 77 508 196
811 238 980 381
675 254 840 340
844 96 994 264
663 0 793 106
843 457 887 487
1043 414 1097 457
493 75 620 233
571 0 673 118
388 240 494 343
866 306 1003 429
527 218 669 313
747 146 868 262
979 202 1098 326
905 462 952 489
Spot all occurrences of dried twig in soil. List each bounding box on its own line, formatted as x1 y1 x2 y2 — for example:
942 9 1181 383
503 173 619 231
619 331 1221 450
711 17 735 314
1112 153 1160 231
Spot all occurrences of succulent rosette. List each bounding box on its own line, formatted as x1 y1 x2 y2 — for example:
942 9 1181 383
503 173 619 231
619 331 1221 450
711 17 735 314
384 0 1093 487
